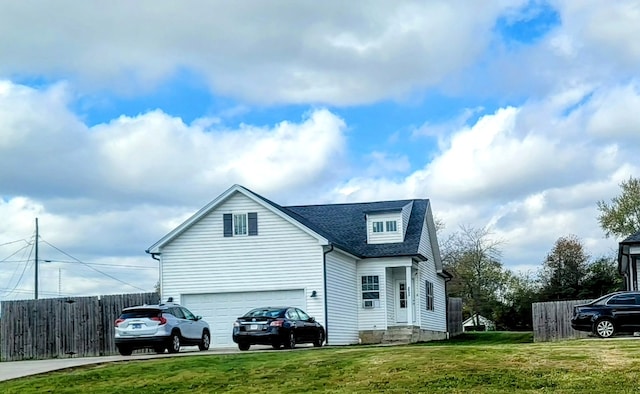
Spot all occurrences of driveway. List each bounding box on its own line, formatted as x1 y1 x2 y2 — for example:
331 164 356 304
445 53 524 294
0 345 280 382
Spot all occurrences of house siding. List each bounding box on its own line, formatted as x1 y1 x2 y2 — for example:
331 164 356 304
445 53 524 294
325 250 359 345
159 192 326 327
401 201 413 239
417 204 447 332
356 261 388 330
366 213 403 244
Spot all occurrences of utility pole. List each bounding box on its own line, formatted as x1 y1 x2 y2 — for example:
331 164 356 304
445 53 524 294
35 217 39 299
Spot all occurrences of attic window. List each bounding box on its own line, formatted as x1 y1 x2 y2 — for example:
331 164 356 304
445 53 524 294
372 221 384 233
386 220 397 232
224 212 258 237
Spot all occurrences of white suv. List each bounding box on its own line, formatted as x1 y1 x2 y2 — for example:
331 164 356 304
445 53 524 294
114 298 210 355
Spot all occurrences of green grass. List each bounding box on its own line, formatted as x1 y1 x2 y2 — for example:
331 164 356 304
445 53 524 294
3 332 640 393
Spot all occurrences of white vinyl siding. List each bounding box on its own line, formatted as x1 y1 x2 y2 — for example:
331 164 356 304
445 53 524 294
159 192 325 335
367 212 403 244
401 202 413 237
356 261 388 330
325 250 359 345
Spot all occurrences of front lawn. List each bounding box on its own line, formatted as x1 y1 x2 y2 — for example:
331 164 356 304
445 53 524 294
2 332 640 393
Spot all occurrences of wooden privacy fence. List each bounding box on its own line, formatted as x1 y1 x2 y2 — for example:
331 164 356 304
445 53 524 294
447 297 463 337
0 292 159 361
532 299 592 342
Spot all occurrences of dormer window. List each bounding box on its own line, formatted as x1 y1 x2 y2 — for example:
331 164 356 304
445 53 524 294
386 220 397 232
372 221 384 233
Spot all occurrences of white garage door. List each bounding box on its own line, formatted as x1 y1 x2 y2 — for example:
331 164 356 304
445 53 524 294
182 289 306 348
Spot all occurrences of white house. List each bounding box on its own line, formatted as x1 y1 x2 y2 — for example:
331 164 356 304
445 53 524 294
146 184 451 348
618 231 640 291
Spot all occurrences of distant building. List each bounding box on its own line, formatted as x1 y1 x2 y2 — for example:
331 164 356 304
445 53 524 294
462 314 495 331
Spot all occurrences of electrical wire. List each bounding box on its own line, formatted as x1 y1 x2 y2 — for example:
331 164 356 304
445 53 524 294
39 239 148 292
0 237 35 298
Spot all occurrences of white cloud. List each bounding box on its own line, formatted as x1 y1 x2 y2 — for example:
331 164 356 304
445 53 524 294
0 1 527 105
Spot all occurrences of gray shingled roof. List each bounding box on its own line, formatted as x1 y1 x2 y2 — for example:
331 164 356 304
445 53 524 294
621 230 640 244
246 187 428 259
285 200 428 259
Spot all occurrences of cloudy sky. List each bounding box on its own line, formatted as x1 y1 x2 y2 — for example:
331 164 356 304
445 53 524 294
1 1 639 301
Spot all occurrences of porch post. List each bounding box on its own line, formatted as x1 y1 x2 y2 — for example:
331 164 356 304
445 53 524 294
405 266 413 325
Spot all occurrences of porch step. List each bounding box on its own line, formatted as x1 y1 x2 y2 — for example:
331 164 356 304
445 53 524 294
382 326 414 344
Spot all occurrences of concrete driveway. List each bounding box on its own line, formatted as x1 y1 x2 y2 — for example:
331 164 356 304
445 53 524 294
0 345 281 382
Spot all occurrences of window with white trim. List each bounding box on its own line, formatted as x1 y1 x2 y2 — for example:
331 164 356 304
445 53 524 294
233 213 247 235
362 276 380 308
385 220 397 232
372 221 384 233
425 280 434 311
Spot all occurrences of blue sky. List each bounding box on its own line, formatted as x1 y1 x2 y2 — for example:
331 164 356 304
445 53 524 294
1 1 639 300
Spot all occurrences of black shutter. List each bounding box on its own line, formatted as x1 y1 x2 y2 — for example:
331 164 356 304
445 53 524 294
223 214 232 237
248 212 258 236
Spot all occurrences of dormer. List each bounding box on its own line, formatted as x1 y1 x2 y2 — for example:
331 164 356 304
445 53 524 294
365 201 413 244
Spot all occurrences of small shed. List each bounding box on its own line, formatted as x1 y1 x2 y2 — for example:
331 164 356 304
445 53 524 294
618 231 640 291
462 314 495 331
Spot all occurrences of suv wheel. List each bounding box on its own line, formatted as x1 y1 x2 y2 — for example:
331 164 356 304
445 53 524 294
199 330 210 351
167 332 181 353
595 318 616 338
117 345 132 356
284 330 296 349
238 342 250 351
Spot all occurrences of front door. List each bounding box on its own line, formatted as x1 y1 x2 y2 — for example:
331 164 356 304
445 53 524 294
395 280 407 323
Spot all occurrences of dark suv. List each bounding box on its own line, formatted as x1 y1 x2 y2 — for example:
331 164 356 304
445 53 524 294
114 298 210 355
571 291 640 338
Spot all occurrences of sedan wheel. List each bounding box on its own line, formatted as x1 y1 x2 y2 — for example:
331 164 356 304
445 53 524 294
238 342 250 351
284 331 296 349
313 330 324 347
167 333 181 353
198 331 210 351
595 319 616 338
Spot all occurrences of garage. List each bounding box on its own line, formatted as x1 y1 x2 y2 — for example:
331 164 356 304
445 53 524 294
182 289 306 348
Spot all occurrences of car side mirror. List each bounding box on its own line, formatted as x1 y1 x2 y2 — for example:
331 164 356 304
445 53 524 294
195 316 202 321
309 317 315 322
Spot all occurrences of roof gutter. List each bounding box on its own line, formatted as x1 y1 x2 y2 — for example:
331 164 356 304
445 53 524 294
322 244 334 345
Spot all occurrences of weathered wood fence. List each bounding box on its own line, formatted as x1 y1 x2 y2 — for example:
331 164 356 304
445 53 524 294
0 292 159 361
532 299 592 342
447 297 463 337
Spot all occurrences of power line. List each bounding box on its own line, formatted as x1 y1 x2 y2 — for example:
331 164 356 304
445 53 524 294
0 238 35 298
0 258 154 270
39 239 148 292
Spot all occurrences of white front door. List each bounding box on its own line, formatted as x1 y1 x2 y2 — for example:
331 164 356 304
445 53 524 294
395 280 407 323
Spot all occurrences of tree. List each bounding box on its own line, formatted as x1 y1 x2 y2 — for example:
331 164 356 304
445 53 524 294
493 271 541 330
538 235 590 300
597 177 640 238
441 226 509 325
580 256 624 298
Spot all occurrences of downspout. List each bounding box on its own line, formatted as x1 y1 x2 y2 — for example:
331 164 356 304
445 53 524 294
323 244 334 345
147 250 161 298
